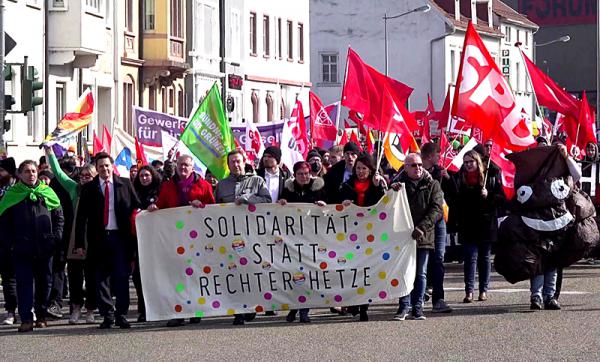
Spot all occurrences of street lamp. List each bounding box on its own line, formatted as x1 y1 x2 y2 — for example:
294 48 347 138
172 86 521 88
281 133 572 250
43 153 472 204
383 4 431 76
532 35 570 63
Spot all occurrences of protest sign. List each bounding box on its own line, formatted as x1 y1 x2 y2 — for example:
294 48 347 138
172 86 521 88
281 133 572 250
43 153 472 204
133 106 188 146
136 190 416 321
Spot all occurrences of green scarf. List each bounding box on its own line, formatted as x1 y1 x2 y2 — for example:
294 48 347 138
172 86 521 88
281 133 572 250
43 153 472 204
0 181 61 216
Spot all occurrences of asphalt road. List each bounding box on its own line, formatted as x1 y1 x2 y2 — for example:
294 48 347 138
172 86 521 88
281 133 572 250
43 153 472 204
1 262 599 361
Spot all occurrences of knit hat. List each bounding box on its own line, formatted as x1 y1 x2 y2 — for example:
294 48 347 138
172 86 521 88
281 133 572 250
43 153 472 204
0 157 16 177
343 141 360 154
263 146 282 163
307 149 322 161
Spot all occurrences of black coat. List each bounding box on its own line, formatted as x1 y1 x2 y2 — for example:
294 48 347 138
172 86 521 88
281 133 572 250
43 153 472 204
453 170 505 244
338 177 386 207
280 177 327 204
75 175 140 259
0 189 64 258
134 184 160 210
324 161 350 204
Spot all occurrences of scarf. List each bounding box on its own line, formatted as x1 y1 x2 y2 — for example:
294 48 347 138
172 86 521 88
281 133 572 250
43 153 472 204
354 178 371 207
176 173 196 206
0 181 60 216
466 170 480 187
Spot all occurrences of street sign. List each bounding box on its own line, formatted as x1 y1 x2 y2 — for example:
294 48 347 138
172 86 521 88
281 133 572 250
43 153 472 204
5 33 16 56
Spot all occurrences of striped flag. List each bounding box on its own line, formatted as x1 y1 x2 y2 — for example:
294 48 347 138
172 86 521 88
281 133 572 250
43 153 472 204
43 88 94 146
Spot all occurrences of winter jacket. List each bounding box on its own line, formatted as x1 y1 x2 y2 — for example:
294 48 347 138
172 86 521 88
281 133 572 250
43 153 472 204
215 172 272 204
324 161 352 204
394 170 443 249
453 169 505 244
0 192 64 258
280 177 327 204
338 177 386 208
156 173 215 209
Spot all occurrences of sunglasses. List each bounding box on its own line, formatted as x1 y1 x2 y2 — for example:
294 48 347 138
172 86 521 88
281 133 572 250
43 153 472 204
408 163 423 168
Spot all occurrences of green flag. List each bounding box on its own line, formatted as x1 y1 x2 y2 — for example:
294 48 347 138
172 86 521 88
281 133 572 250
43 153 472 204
180 83 235 180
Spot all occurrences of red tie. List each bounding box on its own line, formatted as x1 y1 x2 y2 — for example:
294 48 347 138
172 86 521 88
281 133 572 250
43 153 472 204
103 180 110 227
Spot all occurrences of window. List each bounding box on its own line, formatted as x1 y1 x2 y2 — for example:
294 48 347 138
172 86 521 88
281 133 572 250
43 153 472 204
251 91 259 123
504 26 511 43
203 4 215 55
277 18 282 59
321 53 338 83
125 0 133 32
263 15 270 57
144 0 155 30
249 12 257 55
170 0 183 38
123 78 135 135
450 49 456 83
161 87 167 112
27 109 37 138
178 86 185 117
287 20 293 60
266 93 273 122
230 10 241 60
55 83 66 127
516 29 520 44
524 32 529 47
149 85 156 110
85 0 102 14
51 0 67 9
169 88 175 109
298 23 304 62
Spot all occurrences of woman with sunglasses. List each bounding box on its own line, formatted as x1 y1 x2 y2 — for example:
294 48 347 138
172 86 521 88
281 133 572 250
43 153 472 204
454 150 504 303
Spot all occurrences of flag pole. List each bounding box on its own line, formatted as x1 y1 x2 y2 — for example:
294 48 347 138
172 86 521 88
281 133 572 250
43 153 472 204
483 153 492 187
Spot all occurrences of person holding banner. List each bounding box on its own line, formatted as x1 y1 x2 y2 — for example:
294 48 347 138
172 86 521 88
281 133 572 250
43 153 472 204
75 152 141 329
453 150 504 303
338 153 387 321
148 155 215 327
324 142 360 204
390 153 443 321
278 161 328 323
0 160 64 332
215 149 271 325
256 146 290 203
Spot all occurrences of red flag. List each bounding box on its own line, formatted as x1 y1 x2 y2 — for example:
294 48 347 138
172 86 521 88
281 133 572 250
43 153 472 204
135 137 149 168
245 121 265 162
93 131 104 155
102 125 112 151
349 110 367 136
339 130 349 146
349 131 363 151
438 132 455 169
365 130 374 154
452 22 535 151
290 100 310 158
309 92 338 142
564 92 597 158
380 86 419 154
436 87 451 129
521 51 580 120
490 143 515 199
342 47 416 132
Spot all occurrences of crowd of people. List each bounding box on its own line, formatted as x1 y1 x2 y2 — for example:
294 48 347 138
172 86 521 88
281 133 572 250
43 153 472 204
0 133 594 332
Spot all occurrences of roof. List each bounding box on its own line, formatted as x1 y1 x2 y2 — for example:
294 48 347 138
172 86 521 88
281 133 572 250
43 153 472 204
430 0 538 35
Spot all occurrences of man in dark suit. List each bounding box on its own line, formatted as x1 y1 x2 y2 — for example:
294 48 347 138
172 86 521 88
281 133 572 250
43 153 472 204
75 152 140 329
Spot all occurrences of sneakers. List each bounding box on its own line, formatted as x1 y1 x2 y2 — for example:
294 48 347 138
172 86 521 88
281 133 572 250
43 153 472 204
432 299 453 313
393 307 410 321
2 312 15 325
47 303 63 319
69 306 81 324
410 308 427 320
544 298 561 310
85 310 95 324
530 295 543 310
478 292 488 301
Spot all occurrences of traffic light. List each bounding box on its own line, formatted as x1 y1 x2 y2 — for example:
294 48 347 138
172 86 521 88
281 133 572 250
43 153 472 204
21 65 43 113
3 119 10 132
3 66 12 81
4 95 15 110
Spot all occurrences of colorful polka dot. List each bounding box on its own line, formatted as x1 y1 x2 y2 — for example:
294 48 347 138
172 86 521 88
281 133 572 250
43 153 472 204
336 233 346 241
264 292 272 300
379 212 387 220
281 304 290 311
185 267 194 276
357 287 365 295
334 295 343 302
349 234 358 242
366 223 373 231
227 308 235 315
189 230 198 238
240 257 248 266
175 283 185 293
345 252 354 261
391 279 399 287
378 271 387 279
379 291 388 299
370 208 378 215
248 204 256 212
195 310 204 318
367 234 375 242
298 295 307 303
187 300 191 304
197 297 206 305
328 251 337 258
176 246 185 255
365 247 373 256
255 305 264 313
381 233 389 241
382 252 390 260
382 195 390 204
196 252 201 256
203 266 212 274
175 221 185 229
212 301 221 308
174 304 182 312
219 246 226 254
319 262 328 270
335 204 344 212
356 212 365 217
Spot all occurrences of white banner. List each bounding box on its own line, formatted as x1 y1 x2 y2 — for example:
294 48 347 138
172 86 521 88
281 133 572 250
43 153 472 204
136 190 416 321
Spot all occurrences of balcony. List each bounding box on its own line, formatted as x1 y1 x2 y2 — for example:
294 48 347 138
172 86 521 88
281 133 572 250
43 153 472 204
48 1 108 68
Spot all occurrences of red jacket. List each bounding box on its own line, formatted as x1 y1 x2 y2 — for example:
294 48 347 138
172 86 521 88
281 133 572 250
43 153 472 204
156 174 215 209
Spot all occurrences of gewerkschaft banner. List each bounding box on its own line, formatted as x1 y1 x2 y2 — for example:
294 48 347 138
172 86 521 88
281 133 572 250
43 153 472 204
136 190 416 320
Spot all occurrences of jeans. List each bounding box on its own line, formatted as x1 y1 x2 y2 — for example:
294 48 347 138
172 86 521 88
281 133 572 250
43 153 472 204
463 243 491 294
0 251 17 313
400 248 429 311
13 254 53 323
67 259 97 311
530 268 558 301
48 255 67 307
428 220 447 304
